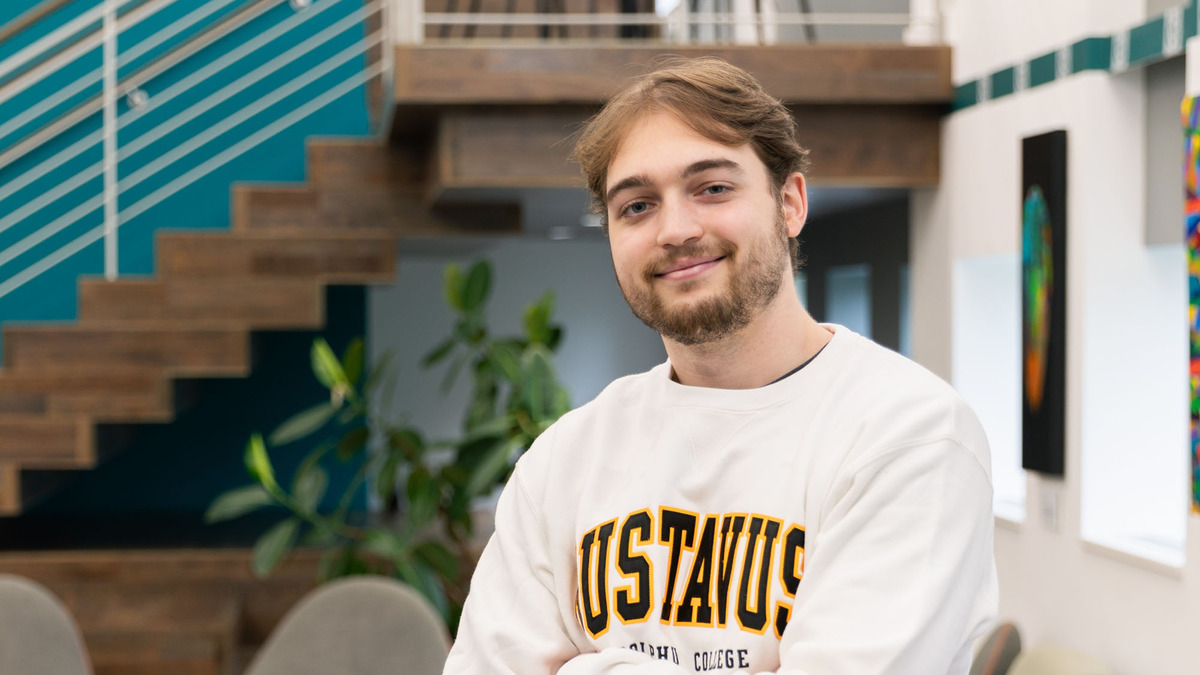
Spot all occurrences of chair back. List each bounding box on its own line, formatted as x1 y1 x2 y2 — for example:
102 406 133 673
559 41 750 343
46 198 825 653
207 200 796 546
0 574 93 675
244 575 450 675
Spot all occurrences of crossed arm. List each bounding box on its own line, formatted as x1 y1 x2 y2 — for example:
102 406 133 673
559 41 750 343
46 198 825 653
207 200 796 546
444 438 996 675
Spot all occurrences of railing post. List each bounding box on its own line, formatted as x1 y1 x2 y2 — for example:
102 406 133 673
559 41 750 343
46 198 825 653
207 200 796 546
102 0 118 280
903 0 941 45
392 0 422 45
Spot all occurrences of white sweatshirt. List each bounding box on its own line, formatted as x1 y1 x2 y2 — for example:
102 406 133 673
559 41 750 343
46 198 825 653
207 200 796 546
445 325 997 675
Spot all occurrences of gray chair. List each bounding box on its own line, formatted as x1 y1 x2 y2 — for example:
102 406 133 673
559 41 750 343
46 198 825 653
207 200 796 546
970 621 1021 675
1008 645 1113 675
243 575 450 675
0 574 93 675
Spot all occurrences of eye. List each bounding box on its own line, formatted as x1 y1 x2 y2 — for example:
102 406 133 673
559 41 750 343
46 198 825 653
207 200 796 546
622 200 651 217
703 185 727 194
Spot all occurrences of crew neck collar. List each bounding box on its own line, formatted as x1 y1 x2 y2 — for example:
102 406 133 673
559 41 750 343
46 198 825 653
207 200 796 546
657 324 848 411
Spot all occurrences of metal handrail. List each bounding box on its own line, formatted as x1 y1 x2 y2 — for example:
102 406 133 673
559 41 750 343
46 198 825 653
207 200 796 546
0 56 386 301
421 11 911 27
0 0 390 295
0 0 284 171
0 0 77 48
0 0 160 107
0 0 337 207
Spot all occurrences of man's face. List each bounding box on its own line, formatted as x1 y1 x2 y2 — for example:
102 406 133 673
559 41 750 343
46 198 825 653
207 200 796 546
604 111 802 346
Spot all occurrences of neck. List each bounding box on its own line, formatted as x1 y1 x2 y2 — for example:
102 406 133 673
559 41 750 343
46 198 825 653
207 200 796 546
664 285 832 389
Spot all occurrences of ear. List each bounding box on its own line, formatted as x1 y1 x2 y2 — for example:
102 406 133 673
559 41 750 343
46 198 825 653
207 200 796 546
779 172 808 238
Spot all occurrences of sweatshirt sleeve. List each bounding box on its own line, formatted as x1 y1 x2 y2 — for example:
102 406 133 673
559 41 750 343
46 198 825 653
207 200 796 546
444 455 583 675
768 435 997 675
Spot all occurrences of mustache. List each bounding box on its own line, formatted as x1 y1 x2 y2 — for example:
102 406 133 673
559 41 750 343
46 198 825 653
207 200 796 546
642 241 736 282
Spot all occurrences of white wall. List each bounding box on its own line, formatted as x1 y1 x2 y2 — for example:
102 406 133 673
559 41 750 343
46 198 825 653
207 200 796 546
369 238 667 442
909 1 1200 672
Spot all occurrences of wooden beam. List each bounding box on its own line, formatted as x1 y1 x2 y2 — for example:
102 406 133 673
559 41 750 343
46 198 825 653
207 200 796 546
427 103 941 201
393 44 952 107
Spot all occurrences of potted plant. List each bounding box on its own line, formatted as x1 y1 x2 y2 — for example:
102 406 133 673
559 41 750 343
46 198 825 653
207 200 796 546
206 260 571 632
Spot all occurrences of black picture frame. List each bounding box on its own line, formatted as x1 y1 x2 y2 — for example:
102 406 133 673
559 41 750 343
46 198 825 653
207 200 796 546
1021 130 1068 476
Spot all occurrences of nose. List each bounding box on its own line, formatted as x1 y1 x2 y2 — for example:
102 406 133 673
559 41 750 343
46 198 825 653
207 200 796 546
655 197 703 248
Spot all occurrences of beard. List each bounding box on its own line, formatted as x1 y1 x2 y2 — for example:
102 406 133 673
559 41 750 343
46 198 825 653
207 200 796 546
616 210 791 346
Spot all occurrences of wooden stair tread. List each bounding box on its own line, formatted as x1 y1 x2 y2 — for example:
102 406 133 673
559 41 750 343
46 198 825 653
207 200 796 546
0 414 94 468
3 325 251 377
157 230 396 282
78 277 324 328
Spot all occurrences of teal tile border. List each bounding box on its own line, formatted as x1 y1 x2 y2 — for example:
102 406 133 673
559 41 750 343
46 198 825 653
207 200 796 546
1072 36 1112 72
1029 52 1057 88
1129 17 1165 65
952 0 1193 113
990 67 1016 99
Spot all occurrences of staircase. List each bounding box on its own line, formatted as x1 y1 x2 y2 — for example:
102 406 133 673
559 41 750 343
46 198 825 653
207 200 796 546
0 136 515 515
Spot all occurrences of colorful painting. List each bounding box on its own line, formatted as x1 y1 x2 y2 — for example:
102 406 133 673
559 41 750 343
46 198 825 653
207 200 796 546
1021 131 1067 476
1184 96 1200 513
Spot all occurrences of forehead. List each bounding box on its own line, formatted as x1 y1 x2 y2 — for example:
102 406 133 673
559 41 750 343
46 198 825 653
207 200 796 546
606 111 758 191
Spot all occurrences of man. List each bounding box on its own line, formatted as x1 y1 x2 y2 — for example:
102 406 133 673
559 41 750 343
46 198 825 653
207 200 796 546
444 57 996 675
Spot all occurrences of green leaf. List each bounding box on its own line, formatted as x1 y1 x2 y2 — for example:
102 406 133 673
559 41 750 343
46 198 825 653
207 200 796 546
461 260 492 312
337 427 370 461
397 557 449 621
311 338 348 389
342 338 365 387
443 264 465 311
488 342 522 383
376 452 400 501
244 434 278 493
414 540 460 581
389 428 425 462
465 437 515 498
440 354 466 394
294 465 328 512
421 337 456 368
252 517 300 577
204 485 273 523
406 467 438 531
523 292 554 345
363 528 408 560
317 546 350 581
302 520 338 547
463 414 513 444
522 346 556 421
269 402 337 446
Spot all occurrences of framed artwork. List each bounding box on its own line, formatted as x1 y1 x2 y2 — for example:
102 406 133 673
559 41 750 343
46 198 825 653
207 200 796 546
1184 97 1200 513
1021 130 1067 476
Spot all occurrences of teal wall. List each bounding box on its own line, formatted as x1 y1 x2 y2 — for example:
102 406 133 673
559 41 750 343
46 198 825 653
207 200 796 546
0 0 375 543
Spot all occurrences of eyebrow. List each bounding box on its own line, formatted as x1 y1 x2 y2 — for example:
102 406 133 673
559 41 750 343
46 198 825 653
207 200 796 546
605 159 745 205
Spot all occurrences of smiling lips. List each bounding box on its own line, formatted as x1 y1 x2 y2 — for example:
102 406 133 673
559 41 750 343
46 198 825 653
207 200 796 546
655 256 725 281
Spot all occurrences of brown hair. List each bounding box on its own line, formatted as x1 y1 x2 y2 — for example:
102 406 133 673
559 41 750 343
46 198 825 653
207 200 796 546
572 56 809 269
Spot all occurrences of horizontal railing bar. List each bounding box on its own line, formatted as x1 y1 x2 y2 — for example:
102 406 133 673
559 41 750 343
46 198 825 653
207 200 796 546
117 0 334 132
0 28 382 274
0 2 106 84
118 0 284 91
0 0 331 210
0 0 241 148
0 0 283 174
0 62 383 301
117 0 244 69
0 193 104 269
422 12 912 26
120 4 375 162
0 0 166 108
0 131 102 206
0 0 77 48
0 156 102 239
118 28 383 195
118 60 383 225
